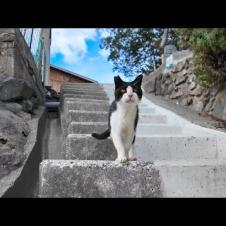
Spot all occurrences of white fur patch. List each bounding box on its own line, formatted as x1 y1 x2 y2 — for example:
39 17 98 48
110 91 139 162
121 86 139 104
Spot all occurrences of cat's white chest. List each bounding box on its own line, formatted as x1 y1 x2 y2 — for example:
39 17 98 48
110 103 137 137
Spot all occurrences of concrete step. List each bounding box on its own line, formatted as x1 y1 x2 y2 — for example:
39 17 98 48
39 160 161 197
64 134 116 160
67 122 181 135
62 85 103 90
65 101 109 112
61 87 105 93
64 134 218 161
61 90 107 96
62 83 101 87
62 97 109 104
68 110 108 123
139 103 149 108
61 88 106 94
139 114 168 124
138 107 156 114
134 135 217 161
154 159 226 197
59 99 109 123
62 84 103 88
61 94 109 101
68 122 108 134
39 159 226 197
62 98 152 113
137 124 182 135
104 92 114 96
60 110 108 137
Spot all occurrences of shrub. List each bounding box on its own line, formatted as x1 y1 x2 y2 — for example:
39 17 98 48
174 28 226 88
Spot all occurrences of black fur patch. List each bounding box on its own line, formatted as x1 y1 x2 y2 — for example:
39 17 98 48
92 75 143 140
114 74 143 102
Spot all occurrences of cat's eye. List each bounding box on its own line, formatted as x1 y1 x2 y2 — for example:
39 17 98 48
121 89 126 93
133 88 137 92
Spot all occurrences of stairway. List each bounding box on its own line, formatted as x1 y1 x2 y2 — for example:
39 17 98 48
39 83 226 197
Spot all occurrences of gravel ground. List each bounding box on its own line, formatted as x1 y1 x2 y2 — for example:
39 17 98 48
144 92 226 133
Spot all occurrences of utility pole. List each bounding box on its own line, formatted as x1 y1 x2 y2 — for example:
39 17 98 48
160 29 169 65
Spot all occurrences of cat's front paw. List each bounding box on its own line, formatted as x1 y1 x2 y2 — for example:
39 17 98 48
115 157 128 163
128 156 137 161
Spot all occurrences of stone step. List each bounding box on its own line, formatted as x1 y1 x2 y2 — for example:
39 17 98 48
39 159 226 197
137 124 182 135
64 134 218 161
65 101 109 112
68 122 108 134
68 110 108 123
39 160 161 197
64 134 116 160
134 135 217 161
61 94 109 101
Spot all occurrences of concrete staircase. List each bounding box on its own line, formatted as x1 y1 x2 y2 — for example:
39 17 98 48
39 83 226 197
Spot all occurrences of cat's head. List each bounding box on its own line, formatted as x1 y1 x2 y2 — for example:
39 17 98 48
114 74 143 105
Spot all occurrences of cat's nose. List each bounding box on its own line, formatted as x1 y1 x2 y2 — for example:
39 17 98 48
128 94 133 98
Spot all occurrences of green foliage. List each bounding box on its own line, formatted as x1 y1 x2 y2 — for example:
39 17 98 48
100 28 164 77
100 28 226 87
174 28 193 50
174 28 226 88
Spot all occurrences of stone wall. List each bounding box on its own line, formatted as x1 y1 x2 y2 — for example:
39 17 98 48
0 28 46 183
142 50 226 122
0 29 45 103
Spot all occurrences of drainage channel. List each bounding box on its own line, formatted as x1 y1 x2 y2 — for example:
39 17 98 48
2 101 61 197
43 102 63 160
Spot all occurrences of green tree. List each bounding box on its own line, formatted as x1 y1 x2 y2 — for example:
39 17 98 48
174 28 226 88
100 28 164 77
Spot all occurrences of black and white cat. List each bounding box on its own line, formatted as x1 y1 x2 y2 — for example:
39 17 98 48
92 74 143 163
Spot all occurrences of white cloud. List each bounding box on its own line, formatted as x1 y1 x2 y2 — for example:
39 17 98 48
98 48 110 58
97 29 111 59
51 29 97 64
98 29 111 38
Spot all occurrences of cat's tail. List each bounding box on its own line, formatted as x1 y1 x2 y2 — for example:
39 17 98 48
91 129 110 140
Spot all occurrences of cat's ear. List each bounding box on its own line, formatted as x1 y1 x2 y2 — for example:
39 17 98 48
133 74 143 87
114 76 123 88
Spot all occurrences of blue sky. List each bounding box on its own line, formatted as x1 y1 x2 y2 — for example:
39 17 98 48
50 29 129 84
